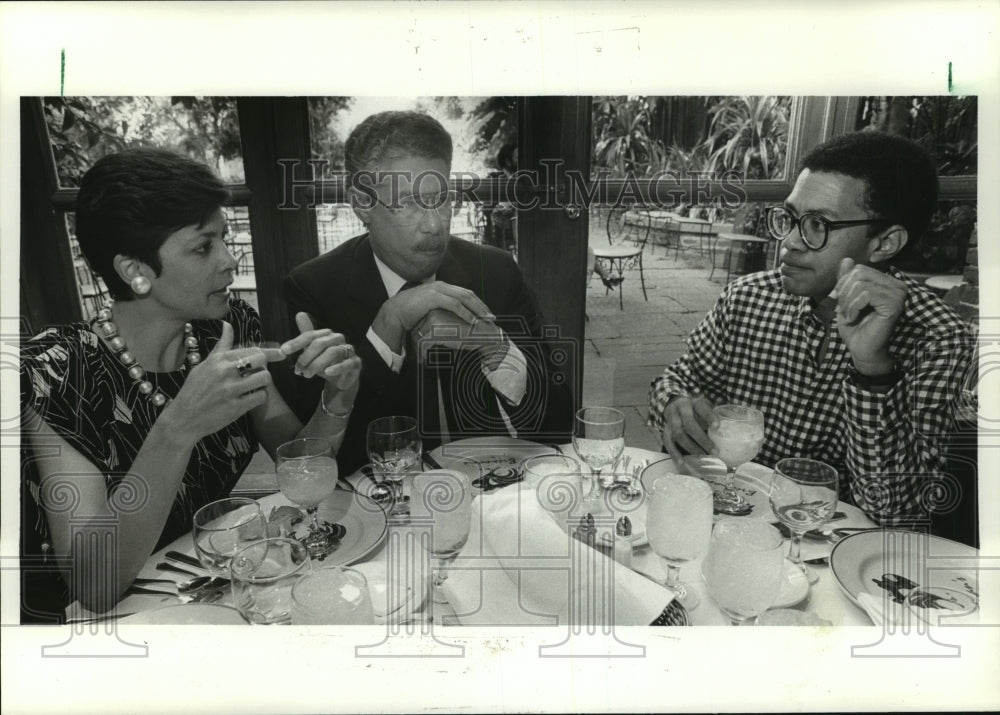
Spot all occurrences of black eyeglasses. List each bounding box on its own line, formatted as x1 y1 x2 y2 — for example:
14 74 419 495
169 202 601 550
764 205 887 251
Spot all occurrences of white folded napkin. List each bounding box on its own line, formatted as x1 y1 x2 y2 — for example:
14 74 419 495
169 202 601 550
857 591 979 627
442 485 673 626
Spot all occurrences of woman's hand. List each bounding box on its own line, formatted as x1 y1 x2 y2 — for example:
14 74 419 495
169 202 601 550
281 312 362 415
163 321 273 443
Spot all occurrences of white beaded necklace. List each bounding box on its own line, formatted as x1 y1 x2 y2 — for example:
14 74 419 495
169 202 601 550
94 302 202 408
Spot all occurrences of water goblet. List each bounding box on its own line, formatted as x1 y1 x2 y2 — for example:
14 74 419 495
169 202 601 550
290 567 375 625
572 406 626 496
646 474 713 610
230 537 312 625
192 497 267 577
707 404 765 515
524 454 586 526
702 518 785 626
367 416 422 520
769 457 839 584
275 437 340 559
411 469 473 604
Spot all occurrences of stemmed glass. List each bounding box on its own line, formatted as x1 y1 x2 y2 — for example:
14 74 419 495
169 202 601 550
769 457 839 584
411 469 473 604
707 404 765 515
702 518 785 626
367 416 422 520
275 437 340 559
290 567 375 625
192 497 267 577
646 474 713 610
572 407 626 498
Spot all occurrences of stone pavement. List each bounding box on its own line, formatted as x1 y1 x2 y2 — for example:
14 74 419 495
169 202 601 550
583 232 724 453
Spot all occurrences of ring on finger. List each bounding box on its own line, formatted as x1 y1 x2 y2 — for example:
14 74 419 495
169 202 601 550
342 344 355 358
236 357 253 378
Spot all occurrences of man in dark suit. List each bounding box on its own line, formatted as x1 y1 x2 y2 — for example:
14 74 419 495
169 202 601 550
285 110 571 473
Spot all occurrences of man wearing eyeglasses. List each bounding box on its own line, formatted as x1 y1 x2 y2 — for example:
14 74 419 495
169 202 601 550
285 110 570 473
648 131 975 528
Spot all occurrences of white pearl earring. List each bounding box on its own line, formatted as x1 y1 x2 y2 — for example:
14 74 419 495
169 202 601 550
131 276 151 295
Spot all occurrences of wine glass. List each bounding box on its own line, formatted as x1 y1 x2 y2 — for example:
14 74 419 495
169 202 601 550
192 497 267 577
646 474 713 610
707 404 765 515
702 518 785 626
290 567 375 625
275 437 340 559
572 407 626 498
230 537 312 625
769 457 839 584
411 469 473 604
367 416 422 520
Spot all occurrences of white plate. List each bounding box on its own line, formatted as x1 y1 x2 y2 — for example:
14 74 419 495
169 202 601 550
430 437 558 493
830 530 979 608
312 489 388 567
117 604 245 625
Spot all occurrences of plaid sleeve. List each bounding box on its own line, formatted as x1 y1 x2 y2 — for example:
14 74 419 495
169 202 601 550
843 326 974 524
647 286 733 432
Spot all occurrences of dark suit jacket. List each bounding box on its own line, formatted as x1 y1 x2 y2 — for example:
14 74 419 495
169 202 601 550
284 234 573 474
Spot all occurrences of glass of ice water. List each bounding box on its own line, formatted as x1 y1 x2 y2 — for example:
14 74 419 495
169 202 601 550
276 437 340 559
646 474 714 609
290 567 374 625
572 406 626 498
702 518 784 626
769 457 839 584
707 404 765 515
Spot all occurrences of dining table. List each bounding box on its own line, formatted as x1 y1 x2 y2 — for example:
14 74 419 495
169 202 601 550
70 438 970 629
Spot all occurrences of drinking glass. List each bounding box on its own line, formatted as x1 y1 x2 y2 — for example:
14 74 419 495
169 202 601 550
572 407 626 495
275 437 340 559
646 474 713 610
192 498 267 577
411 469 473 604
707 404 765 515
290 567 375 625
524 454 586 527
702 518 785 626
769 457 839 584
367 416 422 520
230 537 312 625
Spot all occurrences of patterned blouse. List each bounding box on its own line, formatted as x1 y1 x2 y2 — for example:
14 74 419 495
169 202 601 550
20 298 262 558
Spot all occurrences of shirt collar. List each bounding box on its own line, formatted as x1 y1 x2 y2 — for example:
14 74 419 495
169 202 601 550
371 252 434 296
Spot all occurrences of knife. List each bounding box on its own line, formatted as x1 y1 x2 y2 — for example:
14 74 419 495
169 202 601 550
422 451 443 470
165 551 206 570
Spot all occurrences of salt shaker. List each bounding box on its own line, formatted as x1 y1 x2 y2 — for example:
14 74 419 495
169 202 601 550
613 516 633 568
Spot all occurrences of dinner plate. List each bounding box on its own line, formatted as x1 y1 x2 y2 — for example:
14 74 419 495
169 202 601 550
117 604 245 625
312 489 388 567
430 437 558 493
830 530 979 608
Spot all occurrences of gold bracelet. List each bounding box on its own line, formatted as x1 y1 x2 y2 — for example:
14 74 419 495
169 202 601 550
320 387 354 419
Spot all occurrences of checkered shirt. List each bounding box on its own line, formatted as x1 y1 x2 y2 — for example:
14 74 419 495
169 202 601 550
647 268 976 525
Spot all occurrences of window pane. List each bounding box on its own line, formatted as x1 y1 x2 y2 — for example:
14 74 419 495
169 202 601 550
854 96 977 176
42 96 245 187
592 96 792 181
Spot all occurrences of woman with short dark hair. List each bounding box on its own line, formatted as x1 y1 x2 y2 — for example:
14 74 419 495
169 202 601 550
20 148 361 618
